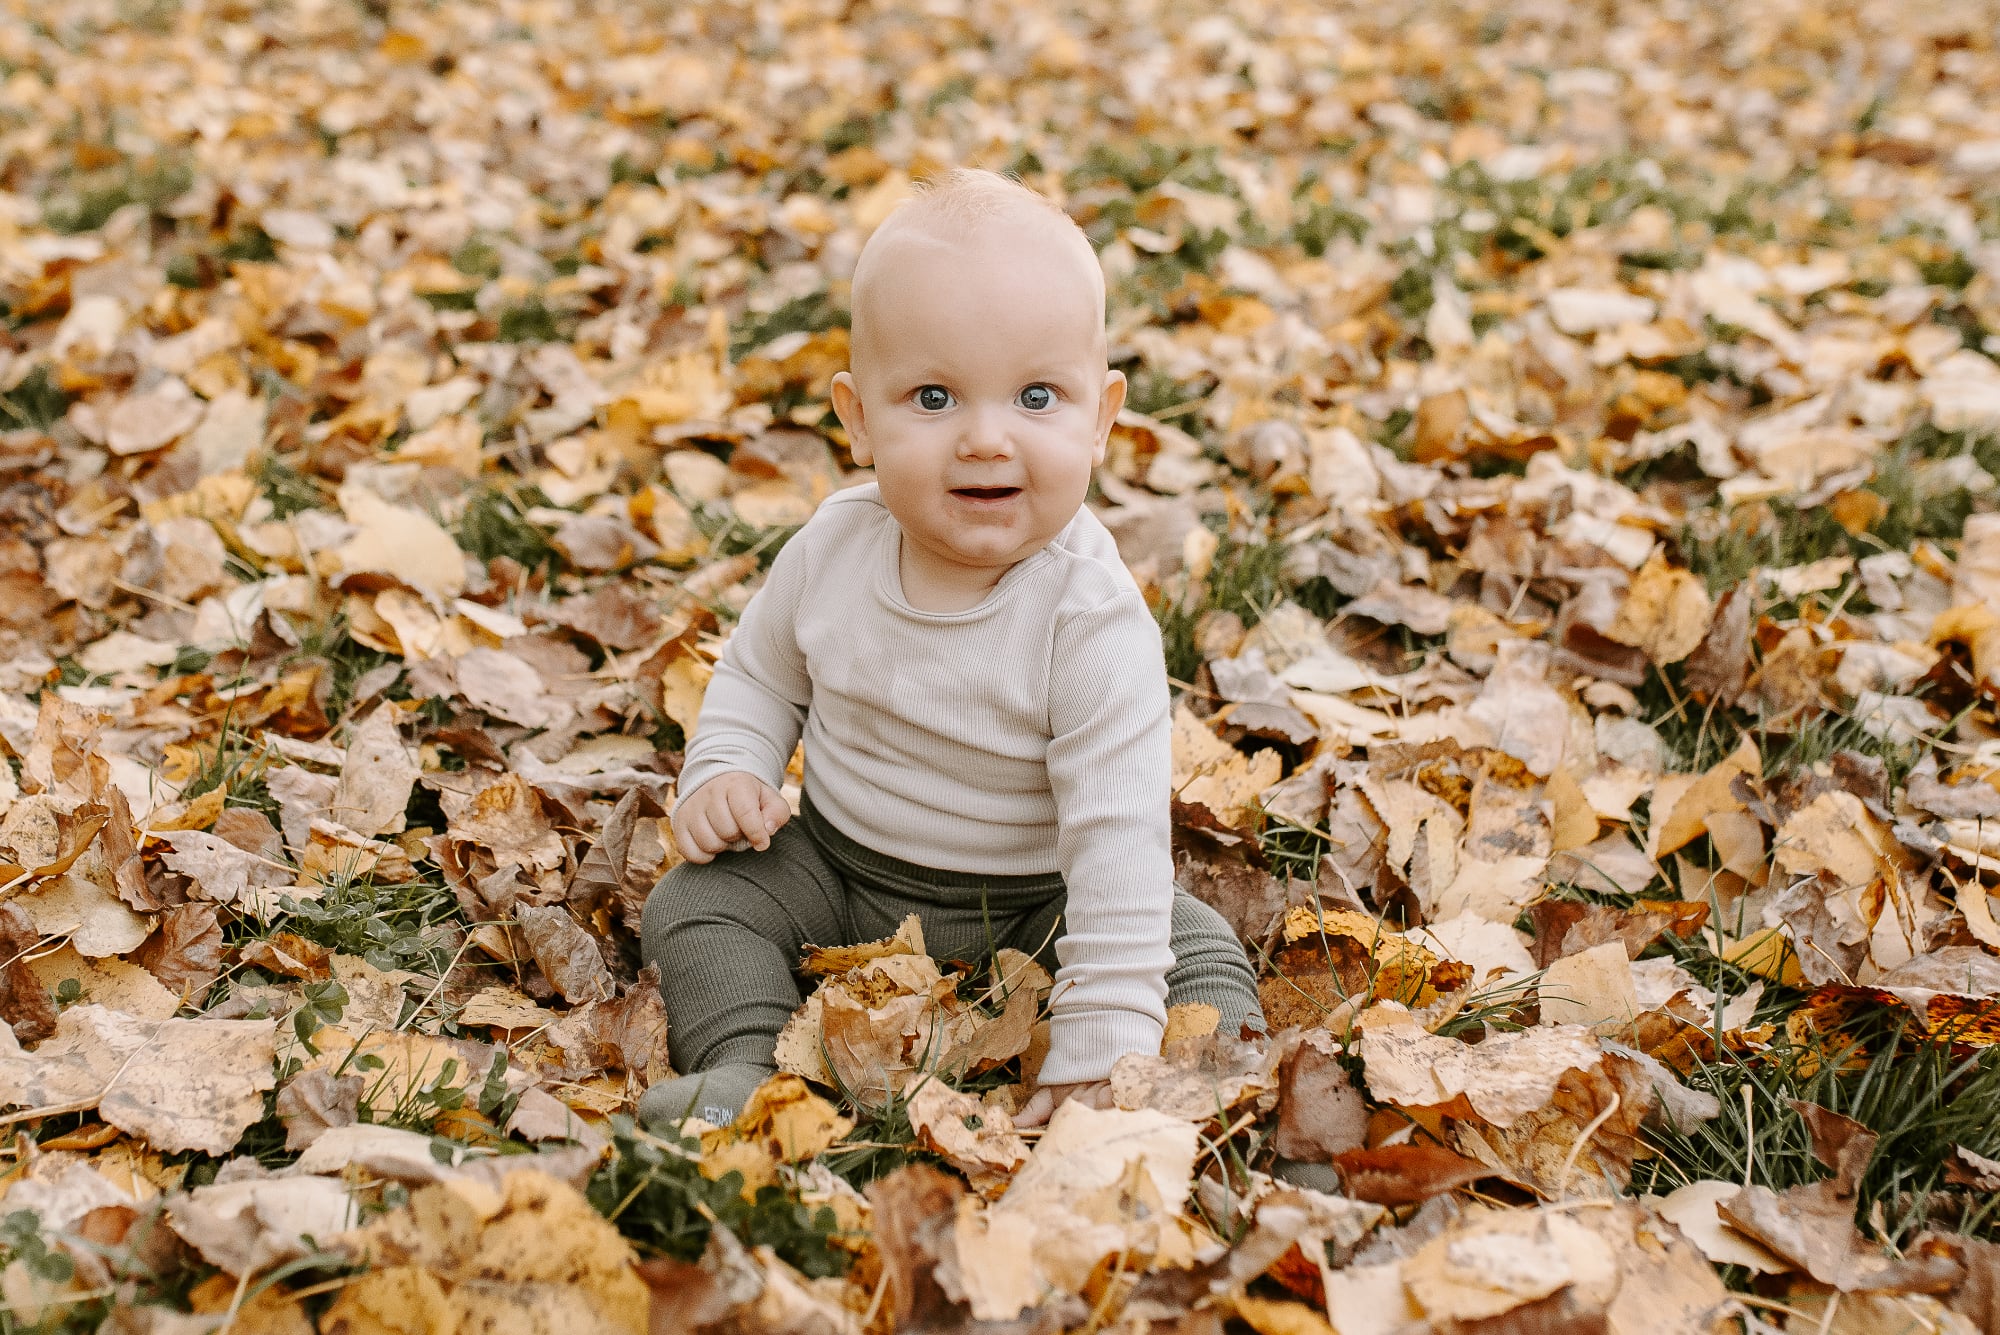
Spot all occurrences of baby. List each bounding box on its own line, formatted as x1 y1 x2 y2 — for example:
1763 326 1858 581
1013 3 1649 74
639 168 1263 1131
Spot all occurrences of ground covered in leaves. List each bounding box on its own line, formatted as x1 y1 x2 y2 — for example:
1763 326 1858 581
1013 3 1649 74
5 0 2000 1330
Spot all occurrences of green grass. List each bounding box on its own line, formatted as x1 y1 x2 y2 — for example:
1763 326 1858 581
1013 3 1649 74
1635 1020 2000 1246
587 1118 853 1274
727 288 847 361
451 234 504 280
254 453 327 519
0 365 70 431
281 606 398 721
1679 425 2000 597
278 873 459 977
1633 653 1931 783
1155 529 1290 686
495 296 571 344
685 498 800 577
39 150 193 234
453 484 558 573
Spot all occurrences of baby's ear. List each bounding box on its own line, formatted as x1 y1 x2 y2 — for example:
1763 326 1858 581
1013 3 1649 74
831 372 871 466
1091 369 1127 467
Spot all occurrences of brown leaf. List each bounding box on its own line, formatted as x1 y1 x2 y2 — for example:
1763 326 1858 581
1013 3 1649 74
1790 1098 1877 1195
1272 1029 1367 1163
154 829 286 906
1605 551 1713 665
0 1006 276 1155
1456 1051 1657 1196
567 787 637 917
1109 1031 1277 1121
543 965 672 1084
1527 899 1712 969
97 788 160 912
330 484 467 605
1948 1236 2000 1331
1174 835 1291 945
1333 1144 1512 1206
333 702 418 839
0 901 57 1045
865 1164 966 1331
1720 1181 1963 1294
552 512 658 572
800 911 925 976
239 932 332 982
24 696 110 800
548 583 664 651
516 905 615 1004
132 904 225 1002
446 773 567 874
334 1170 649 1329
1944 1146 2000 1191
940 949 1049 1075
274 1068 363 1152
1359 1021 1604 1126
905 1080 1029 1189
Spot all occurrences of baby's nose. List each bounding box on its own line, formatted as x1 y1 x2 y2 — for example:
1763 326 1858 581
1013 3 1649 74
958 411 1015 456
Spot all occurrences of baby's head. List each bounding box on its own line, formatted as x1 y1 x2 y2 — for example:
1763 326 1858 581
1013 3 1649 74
831 169 1126 597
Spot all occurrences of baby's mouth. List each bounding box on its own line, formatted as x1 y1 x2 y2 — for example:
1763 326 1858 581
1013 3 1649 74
951 486 1021 500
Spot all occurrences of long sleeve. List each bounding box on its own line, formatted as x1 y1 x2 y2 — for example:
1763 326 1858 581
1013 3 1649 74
1037 590 1176 1085
672 529 815 814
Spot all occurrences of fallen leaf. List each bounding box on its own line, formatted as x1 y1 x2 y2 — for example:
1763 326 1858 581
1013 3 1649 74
1272 1029 1368 1163
1654 1180 1792 1274
1333 1144 1510 1206
1359 1018 1604 1126
331 484 467 607
0 1006 276 1155
332 703 418 839
332 1170 648 1333
1606 551 1714 665
168 1173 358 1276
905 1079 1030 1189
516 905 615 1004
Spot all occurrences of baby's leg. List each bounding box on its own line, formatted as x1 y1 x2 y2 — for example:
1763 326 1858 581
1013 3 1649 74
638 817 848 1126
1164 889 1266 1040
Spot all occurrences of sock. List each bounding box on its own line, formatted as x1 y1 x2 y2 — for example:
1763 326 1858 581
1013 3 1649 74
1267 1156 1343 1195
637 1063 773 1130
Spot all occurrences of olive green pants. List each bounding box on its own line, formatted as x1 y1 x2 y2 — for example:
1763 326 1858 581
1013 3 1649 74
642 789 1263 1078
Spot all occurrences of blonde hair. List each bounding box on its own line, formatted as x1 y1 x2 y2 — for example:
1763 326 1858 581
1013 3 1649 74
896 167 1079 238
847 168 1106 369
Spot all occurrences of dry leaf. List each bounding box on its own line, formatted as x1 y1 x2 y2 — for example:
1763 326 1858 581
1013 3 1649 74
332 703 418 839
331 485 467 606
516 905 615 1004
0 1006 275 1155
1359 1018 1603 1126
905 1079 1029 1188
333 1170 648 1333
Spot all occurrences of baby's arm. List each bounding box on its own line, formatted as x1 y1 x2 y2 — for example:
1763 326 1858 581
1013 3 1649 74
671 530 815 855
1038 591 1178 1087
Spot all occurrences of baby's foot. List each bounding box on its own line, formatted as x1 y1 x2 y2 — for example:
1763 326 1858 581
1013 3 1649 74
637 1063 774 1130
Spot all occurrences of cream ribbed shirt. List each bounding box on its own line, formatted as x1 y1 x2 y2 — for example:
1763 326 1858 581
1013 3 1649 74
673 480 1174 1084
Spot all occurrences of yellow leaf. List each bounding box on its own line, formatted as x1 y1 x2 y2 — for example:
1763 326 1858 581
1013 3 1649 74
1606 551 1713 665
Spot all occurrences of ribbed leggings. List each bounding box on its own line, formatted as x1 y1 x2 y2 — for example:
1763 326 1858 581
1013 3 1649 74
641 789 1264 1078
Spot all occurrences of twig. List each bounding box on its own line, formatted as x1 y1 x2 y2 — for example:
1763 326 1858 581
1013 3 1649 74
398 928 480 1032
1741 1084 1756 1188
1556 1091 1620 1195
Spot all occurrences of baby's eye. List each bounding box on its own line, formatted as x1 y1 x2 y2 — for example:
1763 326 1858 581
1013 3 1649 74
915 386 954 411
1017 384 1055 411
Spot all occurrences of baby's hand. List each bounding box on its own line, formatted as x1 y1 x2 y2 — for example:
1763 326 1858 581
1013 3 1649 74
672 773 791 864
1014 1079 1114 1128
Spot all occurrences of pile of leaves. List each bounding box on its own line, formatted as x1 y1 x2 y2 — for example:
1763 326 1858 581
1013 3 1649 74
5 0 2000 1328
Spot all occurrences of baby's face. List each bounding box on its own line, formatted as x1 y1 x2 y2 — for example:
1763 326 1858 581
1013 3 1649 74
831 214 1126 598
